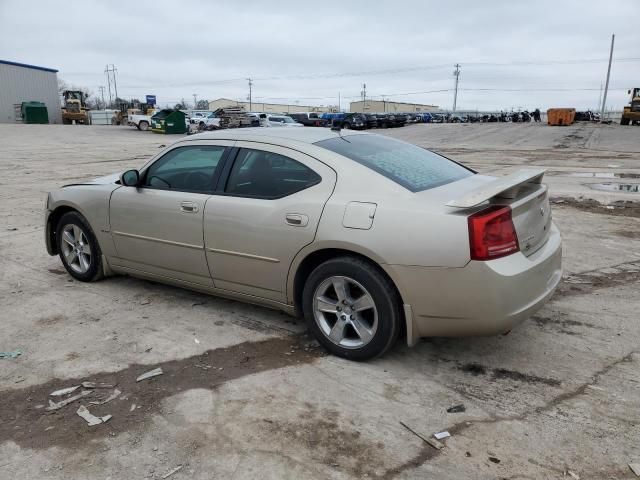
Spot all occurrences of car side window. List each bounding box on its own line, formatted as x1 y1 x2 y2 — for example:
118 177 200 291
225 149 321 199
309 113 318 119
143 145 225 193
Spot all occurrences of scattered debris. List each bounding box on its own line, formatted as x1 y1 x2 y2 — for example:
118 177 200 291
140 299 151 305
50 385 80 396
446 404 466 413
629 463 640 477
46 390 92 411
136 367 163 382
130 403 137 412
76 405 112 426
488 457 501 464
194 338 200 344
566 470 580 479
465 451 472 457
82 381 115 389
0 350 22 359
434 431 451 440
161 465 183 479
89 389 121 405
191 301 205 307
399 421 444 450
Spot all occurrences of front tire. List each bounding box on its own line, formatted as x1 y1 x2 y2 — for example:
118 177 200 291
138 121 149 131
56 212 103 282
302 256 401 360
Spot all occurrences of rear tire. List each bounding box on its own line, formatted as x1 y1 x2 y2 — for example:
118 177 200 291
56 212 104 282
302 256 401 360
138 121 149 131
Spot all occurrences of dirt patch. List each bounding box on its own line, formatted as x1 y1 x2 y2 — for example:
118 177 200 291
0 336 324 450
47 268 67 275
551 197 640 218
458 363 560 386
264 407 387 478
36 314 65 326
532 314 604 336
491 368 561 386
614 229 640 239
556 261 640 297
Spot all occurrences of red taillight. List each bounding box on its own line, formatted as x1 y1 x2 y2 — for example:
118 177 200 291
468 206 519 261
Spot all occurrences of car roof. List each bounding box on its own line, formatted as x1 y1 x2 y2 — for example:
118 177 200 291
181 127 367 145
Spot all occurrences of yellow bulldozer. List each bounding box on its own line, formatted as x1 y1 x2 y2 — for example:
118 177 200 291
61 90 90 124
620 88 640 125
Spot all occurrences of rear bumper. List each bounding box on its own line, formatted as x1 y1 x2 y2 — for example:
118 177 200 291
385 223 562 341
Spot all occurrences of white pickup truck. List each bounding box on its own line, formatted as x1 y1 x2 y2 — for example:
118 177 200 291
193 112 222 130
128 110 157 131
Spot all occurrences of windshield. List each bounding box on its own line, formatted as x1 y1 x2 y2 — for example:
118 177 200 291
315 134 474 192
281 117 297 123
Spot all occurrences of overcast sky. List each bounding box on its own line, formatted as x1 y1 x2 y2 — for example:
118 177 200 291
1 0 639 111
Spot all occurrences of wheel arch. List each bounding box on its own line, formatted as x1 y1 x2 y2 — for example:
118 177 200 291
46 204 83 255
289 244 410 344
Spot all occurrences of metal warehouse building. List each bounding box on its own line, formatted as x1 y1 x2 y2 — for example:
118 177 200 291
350 100 439 113
0 60 61 124
209 98 333 114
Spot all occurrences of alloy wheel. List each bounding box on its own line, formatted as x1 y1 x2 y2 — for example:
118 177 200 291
60 224 92 274
312 276 378 349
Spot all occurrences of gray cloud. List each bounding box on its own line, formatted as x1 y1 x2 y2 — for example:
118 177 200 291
1 0 638 110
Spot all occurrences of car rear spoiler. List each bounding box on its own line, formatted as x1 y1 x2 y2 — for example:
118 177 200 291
446 169 546 208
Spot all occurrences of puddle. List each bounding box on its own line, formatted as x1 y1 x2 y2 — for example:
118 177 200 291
587 183 640 193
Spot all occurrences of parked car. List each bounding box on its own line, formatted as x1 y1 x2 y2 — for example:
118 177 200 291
289 112 328 127
431 114 445 123
404 113 419 124
417 112 433 123
259 114 303 127
390 113 407 127
339 113 368 130
44 128 561 360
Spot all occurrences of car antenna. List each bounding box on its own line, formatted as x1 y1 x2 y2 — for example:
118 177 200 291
330 119 351 142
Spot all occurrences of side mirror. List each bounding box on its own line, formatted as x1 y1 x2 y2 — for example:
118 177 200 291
120 169 140 186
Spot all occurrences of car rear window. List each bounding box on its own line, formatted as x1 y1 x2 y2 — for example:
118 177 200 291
315 134 474 192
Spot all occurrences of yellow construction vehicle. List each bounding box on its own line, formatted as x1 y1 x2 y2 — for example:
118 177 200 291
621 88 640 125
61 90 90 124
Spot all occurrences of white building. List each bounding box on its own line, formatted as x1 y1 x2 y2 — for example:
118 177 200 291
350 100 439 113
0 60 61 124
208 98 334 114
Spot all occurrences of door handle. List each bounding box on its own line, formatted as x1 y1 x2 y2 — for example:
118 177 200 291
285 213 308 227
180 201 199 213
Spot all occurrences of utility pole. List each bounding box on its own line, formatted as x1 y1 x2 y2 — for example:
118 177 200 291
453 64 461 112
104 65 112 107
338 92 340 112
600 34 615 122
598 83 603 111
193 94 198 109
247 78 253 110
361 83 367 112
98 86 106 109
111 65 118 101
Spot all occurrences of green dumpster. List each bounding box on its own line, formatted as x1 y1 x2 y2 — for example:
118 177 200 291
21 102 49 124
150 109 187 134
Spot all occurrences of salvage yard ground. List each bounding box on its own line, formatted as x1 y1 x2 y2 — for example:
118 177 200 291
1 122 639 479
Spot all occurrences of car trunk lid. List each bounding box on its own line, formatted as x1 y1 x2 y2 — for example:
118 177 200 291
446 169 552 257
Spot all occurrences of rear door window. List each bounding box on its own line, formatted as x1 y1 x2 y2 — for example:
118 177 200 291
225 149 321 199
315 135 473 192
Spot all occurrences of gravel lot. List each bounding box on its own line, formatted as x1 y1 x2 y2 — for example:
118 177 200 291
1 122 639 479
